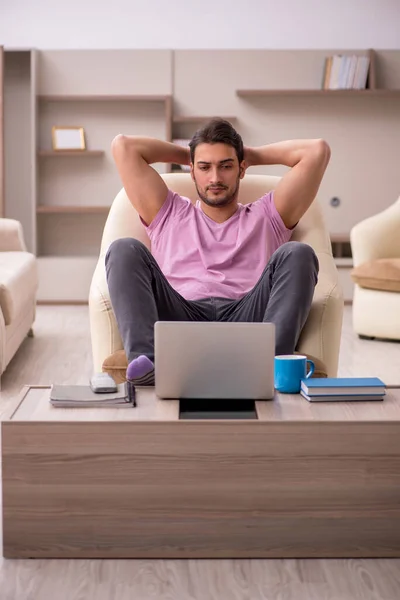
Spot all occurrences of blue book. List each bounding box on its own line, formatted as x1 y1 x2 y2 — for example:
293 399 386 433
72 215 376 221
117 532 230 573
300 391 385 403
301 377 386 396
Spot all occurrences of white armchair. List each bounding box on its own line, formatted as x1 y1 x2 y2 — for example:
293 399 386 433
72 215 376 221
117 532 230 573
350 196 400 340
89 174 344 381
0 219 38 374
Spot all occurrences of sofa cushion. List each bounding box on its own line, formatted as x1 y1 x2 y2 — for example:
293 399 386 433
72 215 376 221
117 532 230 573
351 258 400 292
0 252 38 325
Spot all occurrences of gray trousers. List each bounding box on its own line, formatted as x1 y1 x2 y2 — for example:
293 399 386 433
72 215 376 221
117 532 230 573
105 238 319 363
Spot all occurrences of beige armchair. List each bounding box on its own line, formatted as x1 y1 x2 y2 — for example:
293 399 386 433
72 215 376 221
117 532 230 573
0 219 38 375
89 174 343 381
350 196 400 340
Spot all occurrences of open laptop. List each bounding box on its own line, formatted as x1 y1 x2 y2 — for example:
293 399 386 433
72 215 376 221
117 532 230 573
154 321 275 400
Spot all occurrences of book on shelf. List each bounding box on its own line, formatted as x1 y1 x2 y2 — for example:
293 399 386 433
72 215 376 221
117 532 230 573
322 55 370 90
301 377 386 397
50 382 135 408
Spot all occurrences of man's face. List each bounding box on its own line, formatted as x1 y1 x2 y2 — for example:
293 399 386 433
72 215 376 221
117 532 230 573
191 143 245 208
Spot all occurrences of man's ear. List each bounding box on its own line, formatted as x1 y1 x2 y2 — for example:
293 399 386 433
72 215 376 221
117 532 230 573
239 160 246 179
190 163 195 181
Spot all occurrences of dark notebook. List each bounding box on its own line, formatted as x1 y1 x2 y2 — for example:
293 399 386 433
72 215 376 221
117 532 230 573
50 383 132 408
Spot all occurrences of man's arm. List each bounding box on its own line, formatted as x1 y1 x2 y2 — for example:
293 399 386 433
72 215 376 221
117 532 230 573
111 135 190 225
245 139 331 229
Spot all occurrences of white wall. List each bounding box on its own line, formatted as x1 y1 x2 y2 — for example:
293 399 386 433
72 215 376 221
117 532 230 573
1 0 400 50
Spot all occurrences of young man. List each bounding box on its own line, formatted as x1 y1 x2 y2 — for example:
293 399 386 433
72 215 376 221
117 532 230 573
106 119 330 385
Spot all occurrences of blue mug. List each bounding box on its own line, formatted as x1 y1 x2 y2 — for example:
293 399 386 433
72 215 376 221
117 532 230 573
274 354 315 394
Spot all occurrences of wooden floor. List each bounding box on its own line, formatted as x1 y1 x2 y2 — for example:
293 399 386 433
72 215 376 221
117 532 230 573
1 305 400 599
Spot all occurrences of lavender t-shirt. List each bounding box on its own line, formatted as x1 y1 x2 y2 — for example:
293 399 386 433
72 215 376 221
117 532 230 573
142 189 293 301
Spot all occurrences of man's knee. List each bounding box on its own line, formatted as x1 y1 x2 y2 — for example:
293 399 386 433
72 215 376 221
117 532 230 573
105 237 148 267
274 241 319 273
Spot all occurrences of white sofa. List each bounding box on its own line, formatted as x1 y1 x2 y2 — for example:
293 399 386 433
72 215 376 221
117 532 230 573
351 196 400 340
0 219 38 375
89 174 344 381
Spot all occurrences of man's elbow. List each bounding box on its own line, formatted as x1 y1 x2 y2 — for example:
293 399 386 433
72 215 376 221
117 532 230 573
111 135 141 164
111 134 127 155
313 139 331 166
111 134 124 160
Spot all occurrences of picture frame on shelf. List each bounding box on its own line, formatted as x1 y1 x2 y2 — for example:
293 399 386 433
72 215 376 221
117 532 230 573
52 126 86 151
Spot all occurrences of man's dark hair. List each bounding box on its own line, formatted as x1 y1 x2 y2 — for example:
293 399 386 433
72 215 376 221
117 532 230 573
189 118 244 164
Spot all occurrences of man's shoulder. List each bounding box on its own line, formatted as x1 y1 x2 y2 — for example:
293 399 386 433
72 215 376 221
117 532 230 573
241 190 274 211
142 189 193 236
167 190 195 217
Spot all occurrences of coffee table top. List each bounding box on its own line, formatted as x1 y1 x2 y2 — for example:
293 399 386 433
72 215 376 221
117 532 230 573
3 385 400 423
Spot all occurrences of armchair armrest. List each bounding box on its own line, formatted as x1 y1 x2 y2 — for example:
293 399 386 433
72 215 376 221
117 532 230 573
297 252 343 378
89 257 122 373
350 197 400 267
0 219 27 252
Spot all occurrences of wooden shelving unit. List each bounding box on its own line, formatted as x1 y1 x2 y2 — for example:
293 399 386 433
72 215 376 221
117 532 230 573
236 89 400 97
235 50 399 98
335 258 353 267
330 234 351 242
38 150 105 157
0 49 176 301
36 89 171 301
37 205 110 214
2 47 400 303
39 94 172 102
330 234 352 258
173 115 237 123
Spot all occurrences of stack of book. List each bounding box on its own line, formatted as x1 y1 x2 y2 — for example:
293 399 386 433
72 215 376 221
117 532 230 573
50 382 135 408
300 377 386 402
322 55 370 90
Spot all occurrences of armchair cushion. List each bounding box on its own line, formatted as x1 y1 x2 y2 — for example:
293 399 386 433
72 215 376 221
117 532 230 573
0 252 38 325
351 258 400 293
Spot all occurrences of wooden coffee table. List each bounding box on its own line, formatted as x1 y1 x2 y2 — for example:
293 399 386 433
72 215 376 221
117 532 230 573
2 385 400 558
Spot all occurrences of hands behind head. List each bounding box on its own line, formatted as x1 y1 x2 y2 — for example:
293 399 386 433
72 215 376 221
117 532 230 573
243 146 253 170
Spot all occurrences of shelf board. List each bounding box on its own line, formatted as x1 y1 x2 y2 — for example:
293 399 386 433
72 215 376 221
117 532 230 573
38 150 105 157
330 234 350 243
37 205 110 214
335 258 353 268
170 166 191 174
38 94 172 102
236 89 400 97
173 115 237 123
